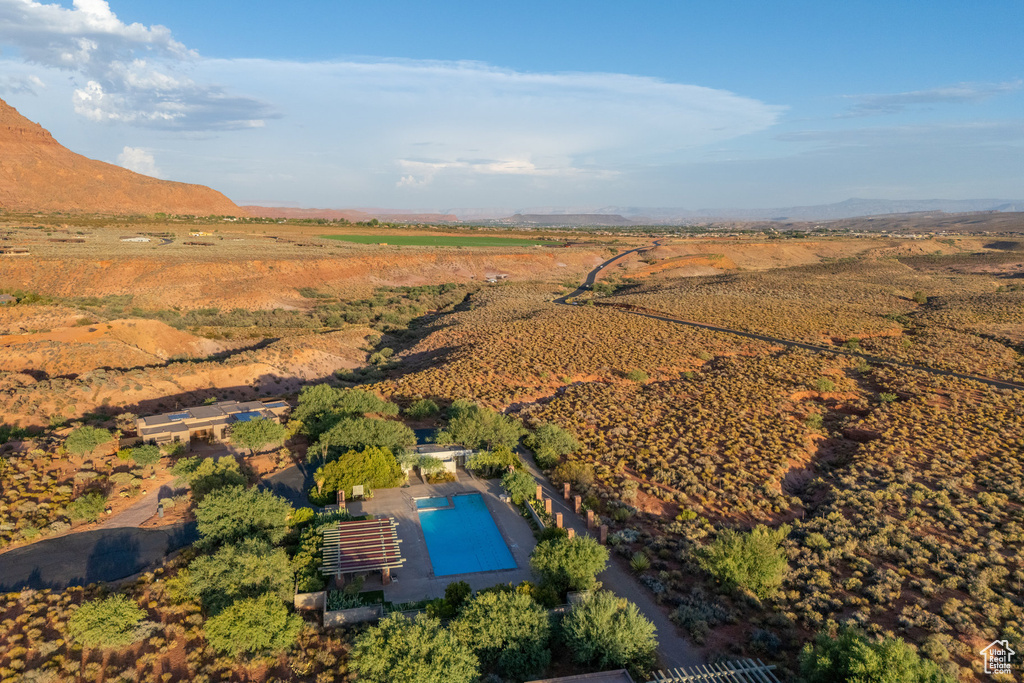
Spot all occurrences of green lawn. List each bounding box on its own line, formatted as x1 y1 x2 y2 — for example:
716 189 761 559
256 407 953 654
320 233 562 247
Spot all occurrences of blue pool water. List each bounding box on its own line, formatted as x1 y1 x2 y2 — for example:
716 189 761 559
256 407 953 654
418 494 516 576
416 496 449 509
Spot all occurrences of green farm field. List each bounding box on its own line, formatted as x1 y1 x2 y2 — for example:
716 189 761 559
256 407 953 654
320 233 563 247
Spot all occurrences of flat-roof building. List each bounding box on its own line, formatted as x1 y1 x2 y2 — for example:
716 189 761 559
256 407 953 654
137 399 290 447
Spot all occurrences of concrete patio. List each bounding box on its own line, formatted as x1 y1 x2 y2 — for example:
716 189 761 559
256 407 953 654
346 469 537 603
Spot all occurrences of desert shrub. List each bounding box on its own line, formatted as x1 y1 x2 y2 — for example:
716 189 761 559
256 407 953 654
67 595 150 649
350 613 479 683
453 589 551 681
310 446 403 505
530 535 609 595
405 398 440 419
561 590 657 680
66 491 107 522
625 369 649 382
502 469 537 505
551 461 595 488
524 423 580 469
698 524 790 599
435 400 526 450
813 378 836 392
630 552 651 574
64 426 111 456
426 581 472 620
799 627 955 683
128 444 161 467
466 446 523 477
203 592 302 657
230 418 287 454
195 485 293 547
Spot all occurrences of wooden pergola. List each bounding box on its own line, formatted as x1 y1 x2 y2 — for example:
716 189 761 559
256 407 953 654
320 517 405 585
647 659 781 683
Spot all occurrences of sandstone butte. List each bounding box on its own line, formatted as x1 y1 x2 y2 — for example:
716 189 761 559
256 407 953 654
0 97 245 216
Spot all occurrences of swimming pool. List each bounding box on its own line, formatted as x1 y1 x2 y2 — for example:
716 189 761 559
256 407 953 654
418 493 516 576
416 496 449 509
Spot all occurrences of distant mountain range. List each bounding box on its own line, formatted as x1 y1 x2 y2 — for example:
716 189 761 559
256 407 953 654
477 198 1024 225
253 198 1024 225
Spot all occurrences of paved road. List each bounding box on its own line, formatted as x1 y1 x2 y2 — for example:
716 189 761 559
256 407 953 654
0 523 197 591
560 242 1024 392
517 447 703 669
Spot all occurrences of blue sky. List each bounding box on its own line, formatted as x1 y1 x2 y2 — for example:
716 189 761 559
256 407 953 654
0 0 1021 211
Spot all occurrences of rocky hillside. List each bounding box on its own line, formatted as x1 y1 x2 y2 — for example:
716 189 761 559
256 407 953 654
0 98 244 216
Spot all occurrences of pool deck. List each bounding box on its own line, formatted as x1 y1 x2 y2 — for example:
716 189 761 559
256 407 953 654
346 470 537 603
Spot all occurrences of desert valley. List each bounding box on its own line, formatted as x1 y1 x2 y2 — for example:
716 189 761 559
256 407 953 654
0 5 1022 682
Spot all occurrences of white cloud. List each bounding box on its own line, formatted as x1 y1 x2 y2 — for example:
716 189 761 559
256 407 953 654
0 72 43 94
207 58 784 189
842 80 1023 117
0 0 274 129
116 145 160 177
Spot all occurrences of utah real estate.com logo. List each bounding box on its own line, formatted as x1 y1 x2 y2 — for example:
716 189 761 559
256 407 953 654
980 639 1015 676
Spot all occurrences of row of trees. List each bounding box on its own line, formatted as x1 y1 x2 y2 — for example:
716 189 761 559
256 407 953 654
352 533 657 682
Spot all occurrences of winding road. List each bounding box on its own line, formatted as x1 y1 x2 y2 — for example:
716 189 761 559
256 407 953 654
558 241 1024 392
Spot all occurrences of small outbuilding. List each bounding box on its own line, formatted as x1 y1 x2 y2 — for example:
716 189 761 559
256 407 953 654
0 294 16 305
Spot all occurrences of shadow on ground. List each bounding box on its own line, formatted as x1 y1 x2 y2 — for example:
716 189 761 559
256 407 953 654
0 523 197 591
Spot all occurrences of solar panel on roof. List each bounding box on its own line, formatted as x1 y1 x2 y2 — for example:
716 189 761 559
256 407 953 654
167 412 189 421
265 401 288 407
233 411 265 422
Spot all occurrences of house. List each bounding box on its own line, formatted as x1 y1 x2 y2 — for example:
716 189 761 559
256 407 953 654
0 294 15 305
120 235 151 243
136 399 290 447
413 444 473 473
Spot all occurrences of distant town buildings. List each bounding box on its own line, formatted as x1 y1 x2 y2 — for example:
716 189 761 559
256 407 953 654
119 235 152 242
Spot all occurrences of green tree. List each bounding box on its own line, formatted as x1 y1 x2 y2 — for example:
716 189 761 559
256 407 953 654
66 490 108 522
561 591 657 680
310 416 416 461
406 398 440 419
530 535 609 595
292 384 400 439
172 456 246 501
800 627 955 683
167 538 292 613
698 524 790 599
467 445 523 477
129 443 161 467
435 400 525 450
64 426 112 456
203 592 302 657
524 423 580 469
195 485 293 547
502 469 537 505
230 417 287 454
453 589 551 681
310 446 404 504
67 595 150 649
351 613 479 683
